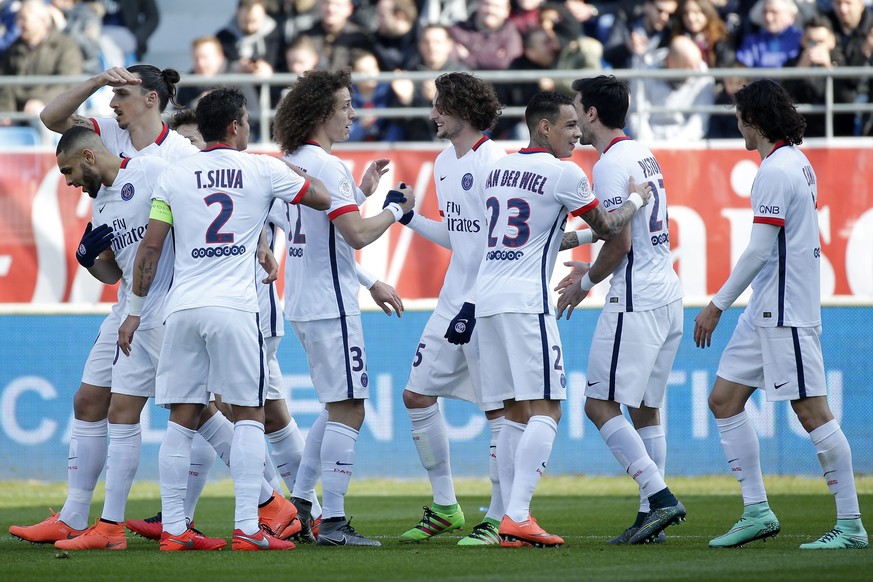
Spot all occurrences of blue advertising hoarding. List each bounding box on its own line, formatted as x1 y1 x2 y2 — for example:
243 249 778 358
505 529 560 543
1 307 870 481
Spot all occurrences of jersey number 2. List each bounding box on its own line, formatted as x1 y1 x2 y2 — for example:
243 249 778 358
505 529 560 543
204 193 234 243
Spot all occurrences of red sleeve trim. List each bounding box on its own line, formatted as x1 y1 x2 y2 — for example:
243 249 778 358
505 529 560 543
754 216 785 227
569 199 600 217
328 204 359 221
89 118 100 135
290 180 310 205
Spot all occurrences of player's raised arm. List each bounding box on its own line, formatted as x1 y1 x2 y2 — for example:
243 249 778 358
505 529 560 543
41 67 143 134
579 177 651 239
333 183 416 249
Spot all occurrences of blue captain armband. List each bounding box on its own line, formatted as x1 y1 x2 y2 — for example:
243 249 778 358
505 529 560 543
149 199 173 225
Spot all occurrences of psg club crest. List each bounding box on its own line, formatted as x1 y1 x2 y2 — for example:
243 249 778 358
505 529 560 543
461 172 474 191
121 183 135 201
560 374 566 388
361 372 369 388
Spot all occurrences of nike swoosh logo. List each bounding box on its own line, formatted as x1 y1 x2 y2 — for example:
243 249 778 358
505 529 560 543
335 461 353 466
236 533 269 548
99 205 107 213
586 380 599 386
774 382 789 389
167 537 195 548
68 457 78 460
105 541 124 548
728 458 740 464
439 176 446 181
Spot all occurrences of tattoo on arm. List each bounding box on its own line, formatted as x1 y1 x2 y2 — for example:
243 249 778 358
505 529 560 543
584 203 637 239
72 115 92 128
559 231 579 251
136 260 155 296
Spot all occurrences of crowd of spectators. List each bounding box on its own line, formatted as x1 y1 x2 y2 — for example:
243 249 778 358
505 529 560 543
1 0 873 141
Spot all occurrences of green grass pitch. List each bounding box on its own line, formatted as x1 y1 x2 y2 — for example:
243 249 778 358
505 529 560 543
2 476 871 581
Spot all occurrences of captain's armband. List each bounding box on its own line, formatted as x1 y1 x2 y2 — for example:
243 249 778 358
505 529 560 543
149 199 173 225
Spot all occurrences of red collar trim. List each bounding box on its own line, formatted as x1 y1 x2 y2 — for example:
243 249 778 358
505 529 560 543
766 141 789 158
603 135 631 154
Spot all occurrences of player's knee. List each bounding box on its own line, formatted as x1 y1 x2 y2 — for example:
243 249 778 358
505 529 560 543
790 397 834 433
584 397 615 426
73 384 111 421
402 389 434 410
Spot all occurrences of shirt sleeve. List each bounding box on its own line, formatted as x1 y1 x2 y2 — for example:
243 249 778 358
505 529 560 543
268 156 310 205
325 159 360 221
557 164 598 216
751 168 787 227
712 222 781 310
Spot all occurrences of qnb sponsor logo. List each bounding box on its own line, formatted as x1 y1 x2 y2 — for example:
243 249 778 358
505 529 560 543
190 244 246 259
287 247 304 258
651 232 670 246
758 204 780 214
486 250 524 261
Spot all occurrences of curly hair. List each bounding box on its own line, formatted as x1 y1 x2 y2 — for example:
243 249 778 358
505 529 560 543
433 72 503 132
127 64 181 112
273 70 353 154
734 79 806 145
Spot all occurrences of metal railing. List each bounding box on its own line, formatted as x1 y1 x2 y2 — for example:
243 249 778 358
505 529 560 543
2 66 872 144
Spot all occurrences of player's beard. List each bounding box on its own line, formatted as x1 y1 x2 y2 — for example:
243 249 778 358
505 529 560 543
81 163 102 198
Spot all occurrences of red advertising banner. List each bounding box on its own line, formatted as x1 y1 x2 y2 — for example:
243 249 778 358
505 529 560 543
1 145 872 304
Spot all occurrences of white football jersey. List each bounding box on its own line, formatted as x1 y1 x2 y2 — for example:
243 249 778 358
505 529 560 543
747 143 821 328
91 118 199 160
259 199 285 338
153 145 309 317
92 156 173 329
432 136 506 318
475 148 598 317
281 143 362 322
593 137 683 312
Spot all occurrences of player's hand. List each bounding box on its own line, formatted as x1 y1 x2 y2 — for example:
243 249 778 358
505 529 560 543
369 281 403 317
554 260 589 292
95 67 143 88
382 182 414 225
555 261 591 319
117 315 141 357
444 302 475 345
360 158 390 197
629 176 653 206
76 222 114 268
258 248 278 284
693 301 723 348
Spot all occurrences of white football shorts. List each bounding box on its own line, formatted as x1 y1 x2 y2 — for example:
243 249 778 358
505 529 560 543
156 307 266 407
405 311 502 412
585 299 683 408
717 310 826 402
111 325 163 397
81 311 122 388
477 312 567 403
290 315 369 403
